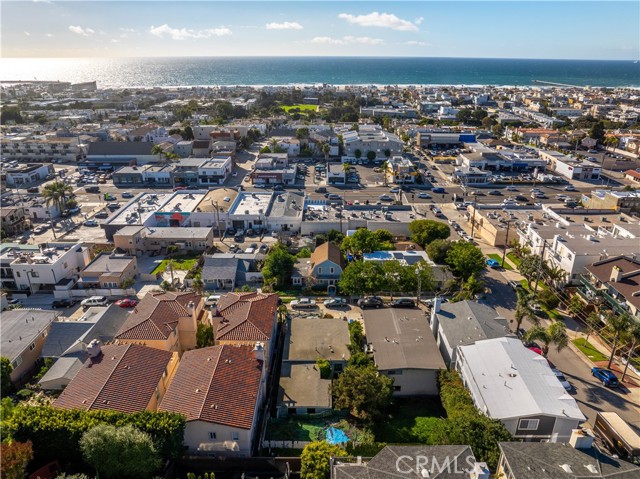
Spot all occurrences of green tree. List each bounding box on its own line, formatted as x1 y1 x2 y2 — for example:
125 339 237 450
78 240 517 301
347 351 371 367
191 276 204 295
300 441 346 479
589 121 606 143
366 150 376 161
567 295 585 318
408 220 451 248
262 243 295 290
183 125 194 140
583 312 601 343
603 136 619 151
354 149 362 159
514 289 536 332
42 181 73 215
0 106 24 124
80 424 161 479
332 364 393 421
348 320 364 354
260 146 271 154
0 440 33 479
338 261 384 296
453 273 485 302
151 144 165 163
341 228 393 256
425 239 452 264
524 322 569 357
445 242 485 280
606 312 632 369
296 127 310 139
518 254 542 288
621 322 640 381
1 357 14 397
536 289 560 311
196 323 214 348
316 358 332 379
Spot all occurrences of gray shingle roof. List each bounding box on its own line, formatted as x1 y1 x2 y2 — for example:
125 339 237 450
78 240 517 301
498 442 640 478
1 309 58 361
87 142 154 156
202 256 239 281
435 300 511 348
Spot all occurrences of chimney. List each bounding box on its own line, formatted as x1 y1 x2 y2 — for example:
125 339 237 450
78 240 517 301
468 462 490 479
569 428 594 450
433 296 442 313
253 341 265 364
87 339 102 359
610 265 623 283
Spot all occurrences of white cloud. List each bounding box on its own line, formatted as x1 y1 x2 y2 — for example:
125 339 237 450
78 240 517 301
45 33 54 38
338 12 420 31
24 31 31 36
404 40 429 46
68 25 95 36
265 21 303 30
415 17 425 25
149 24 232 40
311 36 384 46
111 39 119 43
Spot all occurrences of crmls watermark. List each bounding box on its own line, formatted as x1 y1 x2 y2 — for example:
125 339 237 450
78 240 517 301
395 455 477 476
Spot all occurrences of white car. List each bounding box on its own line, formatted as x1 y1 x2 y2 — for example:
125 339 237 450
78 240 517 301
506 185 518 191
564 185 576 191
552 368 572 390
290 297 316 309
418 192 432 199
390 187 401 193
204 295 220 307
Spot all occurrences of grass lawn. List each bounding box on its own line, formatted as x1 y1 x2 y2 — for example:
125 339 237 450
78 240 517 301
282 104 319 113
374 397 446 443
572 338 608 362
488 253 513 270
151 254 199 275
266 417 325 441
506 252 521 267
545 308 563 320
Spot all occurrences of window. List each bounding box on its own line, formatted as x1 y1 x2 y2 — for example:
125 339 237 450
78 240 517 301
30 271 39 278
15 272 20 277
208 432 217 440
317 267 322 274
231 431 240 441
12 356 22 369
518 419 539 431
29 343 36 351
393 385 402 392
387 370 402 375
330 267 334 274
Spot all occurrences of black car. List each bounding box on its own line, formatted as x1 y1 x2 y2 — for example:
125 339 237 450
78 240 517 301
515 195 528 202
52 298 76 309
390 298 416 308
357 296 384 309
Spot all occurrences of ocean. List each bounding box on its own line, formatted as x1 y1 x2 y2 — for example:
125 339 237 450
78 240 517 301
1 57 639 89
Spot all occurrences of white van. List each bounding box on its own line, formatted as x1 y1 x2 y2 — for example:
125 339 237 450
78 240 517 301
204 295 221 307
81 296 109 309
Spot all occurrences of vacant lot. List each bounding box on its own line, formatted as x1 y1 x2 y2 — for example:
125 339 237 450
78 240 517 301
374 397 446 443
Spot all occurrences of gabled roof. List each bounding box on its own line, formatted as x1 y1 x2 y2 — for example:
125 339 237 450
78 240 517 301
435 300 511 348
498 442 640 479
214 292 278 342
115 291 201 341
1 309 59 361
158 345 262 429
585 255 640 310
54 344 174 413
310 242 344 270
333 445 478 479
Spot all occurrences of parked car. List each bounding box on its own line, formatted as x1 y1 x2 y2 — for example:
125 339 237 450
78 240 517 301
506 185 518 191
33 225 48 235
81 295 109 309
259 244 268 254
592 367 619 387
27 187 40 193
315 187 327 193
327 193 342 200
115 298 138 308
552 368 572 390
390 297 416 308
173 186 187 191
52 298 76 309
121 192 134 198
83 219 99 227
564 185 577 191
508 280 522 291
515 195 528 202
486 258 501 269
94 211 109 219
489 190 502 196
390 187 401 193
418 192 432 199
204 295 221 307
323 298 348 308
68 207 81 214
379 194 393 201
357 296 384 309
432 187 445 194
291 297 317 309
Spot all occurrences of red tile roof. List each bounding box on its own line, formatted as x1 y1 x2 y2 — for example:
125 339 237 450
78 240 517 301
625 169 640 180
158 345 263 429
116 291 201 341
214 292 278 342
54 344 174 413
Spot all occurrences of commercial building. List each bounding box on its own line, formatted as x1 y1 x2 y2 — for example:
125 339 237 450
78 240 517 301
386 156 417 184
85 141 157 168
539 150 601 180
251 153 297 185
416 131 476 147
3 163 55 187
339 124 403 159
585 189 640 214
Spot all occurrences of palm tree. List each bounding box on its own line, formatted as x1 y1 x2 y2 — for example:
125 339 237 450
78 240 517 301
277 304 288 324
604 136 619 151
606 312 632 369
381 160 389 186
269 138 279 152
514 289 536 332
151 144 165 163
545 264 567 289
525 322 569 357
584 312 602 343
621 322 640 382
191 276 204 296
42 181 73 215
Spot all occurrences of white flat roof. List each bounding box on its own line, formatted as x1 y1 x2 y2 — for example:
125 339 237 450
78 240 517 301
157 192 207 214
228 191 272 216
459 337 585 421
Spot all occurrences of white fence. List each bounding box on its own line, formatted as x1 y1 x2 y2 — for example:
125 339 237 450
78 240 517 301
53 288 136 299
261 440 311 450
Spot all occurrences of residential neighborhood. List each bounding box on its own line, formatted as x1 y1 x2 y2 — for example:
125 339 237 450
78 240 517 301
2 78 640 479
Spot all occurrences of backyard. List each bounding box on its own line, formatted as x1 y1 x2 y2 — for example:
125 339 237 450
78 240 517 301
266 412 349 442
151 254 200 275
374 397 446 443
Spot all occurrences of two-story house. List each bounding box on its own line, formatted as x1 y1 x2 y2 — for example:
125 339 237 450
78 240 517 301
115 291 206 354
77 252 138 290
583 255 640 320
158 344 267 457
307 242 344 289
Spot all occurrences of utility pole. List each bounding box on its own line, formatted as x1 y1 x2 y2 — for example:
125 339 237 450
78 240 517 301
501 220 512 268
470 194 478 238
416 263 423 305
533 238 548 293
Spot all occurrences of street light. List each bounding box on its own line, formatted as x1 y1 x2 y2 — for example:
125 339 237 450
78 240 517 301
501 220 513 268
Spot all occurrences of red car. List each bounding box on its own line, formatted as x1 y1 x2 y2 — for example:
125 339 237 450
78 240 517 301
172 186 187 191
115 298 138 308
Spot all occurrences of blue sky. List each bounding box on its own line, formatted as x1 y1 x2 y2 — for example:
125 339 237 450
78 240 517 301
2 1 638 59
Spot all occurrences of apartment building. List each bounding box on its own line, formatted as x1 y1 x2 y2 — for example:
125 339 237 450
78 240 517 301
0 135 81 162
339 124 403 159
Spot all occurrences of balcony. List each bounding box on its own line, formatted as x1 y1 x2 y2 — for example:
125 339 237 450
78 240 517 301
578 276 628 315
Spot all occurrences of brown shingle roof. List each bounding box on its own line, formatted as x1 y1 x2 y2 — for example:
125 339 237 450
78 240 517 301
54 344 174 413
214 292 278 342
586 256 640 310
310 242 344 269
158 345 262 429
115 291 201 341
